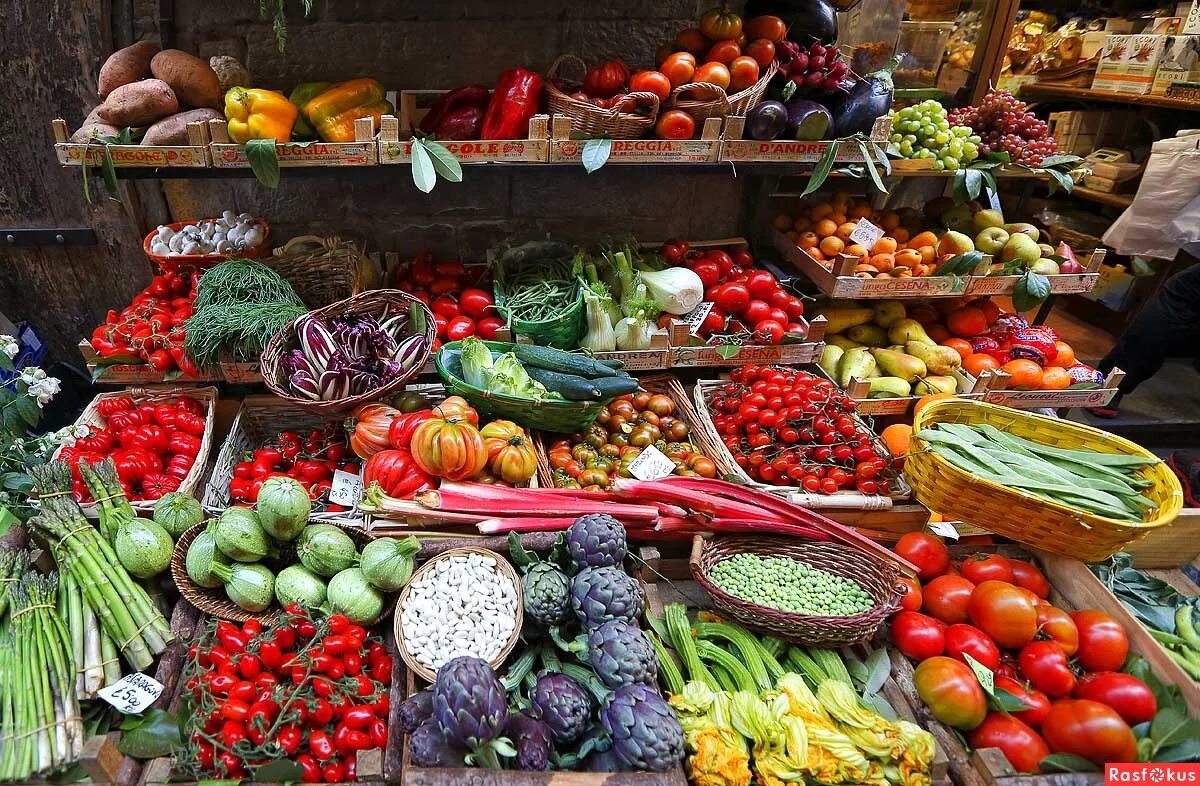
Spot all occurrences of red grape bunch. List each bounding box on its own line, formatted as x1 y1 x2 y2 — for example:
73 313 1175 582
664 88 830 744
778 39 851 93
948 89 1057 167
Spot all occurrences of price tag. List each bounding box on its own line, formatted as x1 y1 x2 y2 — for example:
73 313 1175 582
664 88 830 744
683 302 715 337
928 520 960 540
848 218 885 249
627 445 675 481
98 672 164 714
329 470 364 507
963 653 995 695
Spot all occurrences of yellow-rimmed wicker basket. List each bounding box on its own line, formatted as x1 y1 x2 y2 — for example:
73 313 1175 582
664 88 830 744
905 399 1184 562
171 520 395 625
545 54 660 138
667 60 779 123
394 546 523 682
689 535 902 646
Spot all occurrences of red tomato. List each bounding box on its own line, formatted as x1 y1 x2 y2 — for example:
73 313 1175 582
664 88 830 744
459 288 494 318
706 39 742 64
897 577 922 613
694 62 731 90
1041 700 1138 766
728 56 761 92
1009 560 1051 599
445 316 476 342
656 109 697 140
475 316 503 340
1035 602 1079 656
890 611 945 661
960 553 1014 585
745 14 787 42
660 52 697 88
968 713 1050 774
742 299 772 325
714 283 750 314
914 656 987 730
745 270 779 299
995 675 1051 728
895 532 950 581
583 59 630 98
1073 672 1157 725
1071 610 1129 673
968 580 1038 649
944 624 1000 671
923 575 975 625
690 260 722 288
754 319 785 345
745 38 776 68
628 70 672 102
430 295 460 319
1018 641 1076 697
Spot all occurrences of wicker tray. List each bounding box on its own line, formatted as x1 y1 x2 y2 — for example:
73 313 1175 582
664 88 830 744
545 54 660 138
52 386 218 518
394 546 523 682
689 535 901 647
905 399 1183 562
143 218 269 272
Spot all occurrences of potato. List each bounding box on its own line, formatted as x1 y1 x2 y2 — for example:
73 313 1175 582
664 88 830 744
70 122 120 143
96 79 178 127
150 49 221 109
98 40 160 99
141 108 221 145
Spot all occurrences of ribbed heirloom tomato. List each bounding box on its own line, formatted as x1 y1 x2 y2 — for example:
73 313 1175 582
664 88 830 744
362 449 433 499
968 580 1037 649
346 403 400 459
914 656 987 730
409 411 487 481
968 713 1050 774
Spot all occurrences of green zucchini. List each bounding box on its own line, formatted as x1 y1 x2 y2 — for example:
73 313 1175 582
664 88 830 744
513 344 619 378
599 358 625 369
523 366 602 401
590 375 641 397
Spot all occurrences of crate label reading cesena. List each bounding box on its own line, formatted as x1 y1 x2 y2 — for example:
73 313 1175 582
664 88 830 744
99 672 164 714
627 445 675 481
329 470 364 507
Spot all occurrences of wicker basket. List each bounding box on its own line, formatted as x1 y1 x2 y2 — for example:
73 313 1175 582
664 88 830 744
905 399 1184 562
52 386 217 518
690 535 902 646
266 236 371 307
260 289 436 416
435 340 607 434
394 546 523 682
143 219 269 273
492 242 585 349
667 60 779 123
171 520 394 624
545 55 660 138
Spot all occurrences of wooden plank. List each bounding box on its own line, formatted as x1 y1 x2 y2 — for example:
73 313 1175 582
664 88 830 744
1021 83 1200 111
720 116 893 162
1121 509 1200 569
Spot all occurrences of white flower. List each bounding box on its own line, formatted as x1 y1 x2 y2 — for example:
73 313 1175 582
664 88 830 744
18 368 44 386
0 336 18 360
27 376 60 407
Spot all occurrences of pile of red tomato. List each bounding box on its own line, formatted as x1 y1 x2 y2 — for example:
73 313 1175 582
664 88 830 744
228 422 360 511
389 253 502 349
89 269 204 376
660 241 806 346
892 533 1150 771
59 394 207 501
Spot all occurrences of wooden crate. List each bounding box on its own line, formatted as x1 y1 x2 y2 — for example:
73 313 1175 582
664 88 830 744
838 367 985 417
78 339 221 384
208 118 378 167
775 231 968 299
973 367 1124 410
52 118 211 168
548 116 724 164
965 249 1106 297
378 94 549 163
719 116 892 163
1121 508 1200 568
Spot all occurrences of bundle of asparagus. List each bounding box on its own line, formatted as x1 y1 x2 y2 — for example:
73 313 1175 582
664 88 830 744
0 547 27 619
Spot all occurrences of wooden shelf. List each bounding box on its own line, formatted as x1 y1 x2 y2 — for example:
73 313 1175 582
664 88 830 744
1071 185 1134 209
1021 83 1200 111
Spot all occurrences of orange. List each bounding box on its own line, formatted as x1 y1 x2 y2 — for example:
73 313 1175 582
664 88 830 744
773 214 794 231
814 218 838 238
1001 359 1044 390
844 243 869 259
890 227 911 245
926 324 951 344
909 230 938 249
943 338 973 361
919 245 937 265
870 253 895 272
913 393 955 420
808 247 826 261
963 353 1000 377
1041 366 1072 390
1049 340 1076 368
811 202 834 220
830 213 848 227
792 217 811 232
895 248 922 268
836 222 858 241
976 298 1001 325
945 306 989 338
880 423 913 458
797 231 819 248
830 192 850 207
872 236 898 255
880 211 902 230
819 236 845 256
849 203 874 219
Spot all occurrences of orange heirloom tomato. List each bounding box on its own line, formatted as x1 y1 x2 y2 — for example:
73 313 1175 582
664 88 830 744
728 56 761 92
345 402 400 459
694 62 731 90
410 414 487 481
1035 602 1079 656
479 420 537 485
433 395 478 426
628 70 672 102
656 109 696 140
700 7 743 41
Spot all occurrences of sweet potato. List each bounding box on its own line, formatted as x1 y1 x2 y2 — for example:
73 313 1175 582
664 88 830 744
141 108 221 145
150 49 221 109
68 106 119 142
98 40 160 99
96 79 178 127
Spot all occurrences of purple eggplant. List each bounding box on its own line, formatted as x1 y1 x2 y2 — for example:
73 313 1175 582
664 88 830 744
828 55 899 138
785 99 833 141
745 100 789 140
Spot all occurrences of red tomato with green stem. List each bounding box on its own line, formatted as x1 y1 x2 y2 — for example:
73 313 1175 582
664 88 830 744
1072 672 1157 725
968 580 1038 649
960 553 1014 584
1010 560 1051 599
890 611 945 660
944 624 1000 671
895 532 950 581
1041 700 1137 766
994 675 1051 728
1071 610 1129 672
1018 641 1076 697
914 656 987 730
968 713 1050 774
922 574 975 625
1035 602 1079 656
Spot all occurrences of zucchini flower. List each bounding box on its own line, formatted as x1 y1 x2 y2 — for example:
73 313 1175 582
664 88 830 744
671 683 751 786
817 679 902 759
895 720 936 786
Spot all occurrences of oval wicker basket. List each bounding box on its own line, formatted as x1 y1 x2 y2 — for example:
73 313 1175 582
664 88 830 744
668 60 779 123
260 289 436 416
143 218 270 273
394 546 523 682
545 55 660 138
171 520 395 625
690 535 902 647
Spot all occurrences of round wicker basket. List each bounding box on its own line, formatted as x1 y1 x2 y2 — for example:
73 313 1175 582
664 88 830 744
690 535 902 647
545 55 660 138
394 546 523 683
667 60 779 123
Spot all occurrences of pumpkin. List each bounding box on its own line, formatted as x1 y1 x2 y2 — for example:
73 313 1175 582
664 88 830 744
388 410 435 451
433 395 478 426
480 420 537 485
346 402 400 459
363 449 434 499
410 413 487 481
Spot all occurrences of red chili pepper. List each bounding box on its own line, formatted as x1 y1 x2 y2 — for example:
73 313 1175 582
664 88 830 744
309 730 335 761
296 754 321 783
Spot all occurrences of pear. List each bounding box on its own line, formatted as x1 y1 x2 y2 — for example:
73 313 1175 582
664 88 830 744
837 348 876 389
869 347 926 382
818 344 844 379
913 376 958 395
826 335 863 351
887 318 936 346
819 305 875 335
847 324 888 347
905 341 962 375
872 300 907 328
1000 233 1042 265
867 377 913 399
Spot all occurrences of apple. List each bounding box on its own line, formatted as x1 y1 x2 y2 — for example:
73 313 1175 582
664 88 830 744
1030 258 1061 275
1060 258 1084 274
972 208 1006 232
1003 222 1042 241
937 230 975 256
974 226 1010 255
1000 233 1042 265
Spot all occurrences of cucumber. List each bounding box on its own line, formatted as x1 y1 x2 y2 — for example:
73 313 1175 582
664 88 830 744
524 366 602 401
590 376 641 397
513 344 619 378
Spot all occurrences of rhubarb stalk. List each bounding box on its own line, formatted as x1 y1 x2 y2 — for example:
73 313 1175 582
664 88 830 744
419 482 660 520
475 517 582 535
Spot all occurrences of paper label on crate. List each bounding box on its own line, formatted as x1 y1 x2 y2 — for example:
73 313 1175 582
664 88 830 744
848 218 885 249
928 520 960 540
963 654 995 695
627 445 675 481
99 672 164 714
329 470 364 507
684 302 715 337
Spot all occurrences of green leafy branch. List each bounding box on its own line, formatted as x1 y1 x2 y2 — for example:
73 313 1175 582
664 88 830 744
582 138 613 174
804 136 891 196
80 128 132 204
410 136 463 193
258 0 314 54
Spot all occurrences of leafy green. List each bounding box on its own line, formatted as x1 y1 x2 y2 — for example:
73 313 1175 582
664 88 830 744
582 138 613 173
185 259 306 366
117 709 181 759
1038 753 1100 773
244 138 280 188
1011 270 1051 312
802 141 841 197
259 0 315 53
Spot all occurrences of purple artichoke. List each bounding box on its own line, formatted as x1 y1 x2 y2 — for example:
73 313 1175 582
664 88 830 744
505 710 552 771
583 747 629 772
397 689 434 734
566 513 627 569
602 684 685 772
571 566 644 629
433 656 509 766
531 672 593 745
409 719 466 768
523 562 571 627
587 620 658 689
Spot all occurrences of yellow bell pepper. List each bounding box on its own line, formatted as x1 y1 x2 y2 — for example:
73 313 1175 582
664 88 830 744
302 78 393 142
224 87 298 143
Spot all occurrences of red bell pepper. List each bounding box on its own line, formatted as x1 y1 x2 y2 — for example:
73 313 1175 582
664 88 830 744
481 68 543 140
418 84 489 134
